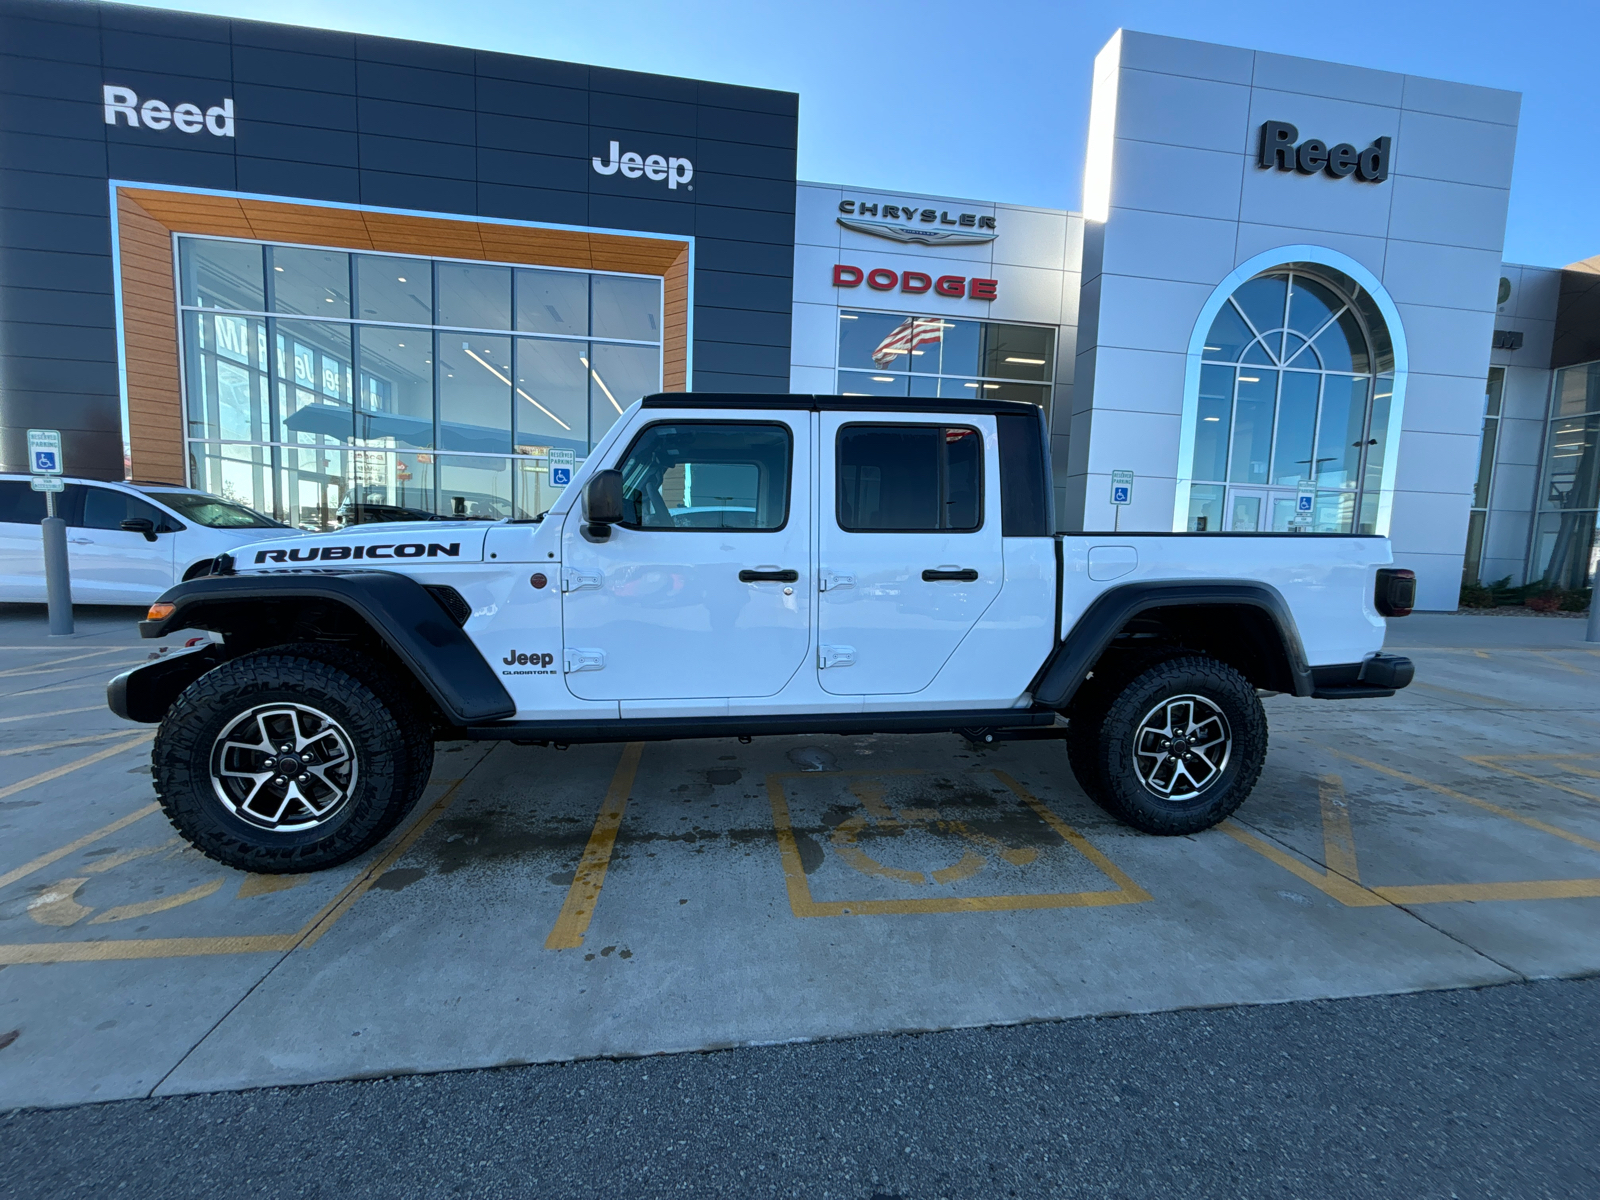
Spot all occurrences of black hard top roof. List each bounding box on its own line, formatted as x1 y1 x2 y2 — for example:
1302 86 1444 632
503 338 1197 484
639 393 1045 416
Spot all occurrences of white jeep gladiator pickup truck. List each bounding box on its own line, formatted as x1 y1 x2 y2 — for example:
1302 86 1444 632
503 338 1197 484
109 395 1416 873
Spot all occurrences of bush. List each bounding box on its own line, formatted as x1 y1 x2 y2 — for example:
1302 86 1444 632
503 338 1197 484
1459 580 1495 608
1560 587 1593 613
1526 589 1562 613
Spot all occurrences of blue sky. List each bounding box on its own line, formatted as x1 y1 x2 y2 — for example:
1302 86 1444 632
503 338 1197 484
128 0 1600 267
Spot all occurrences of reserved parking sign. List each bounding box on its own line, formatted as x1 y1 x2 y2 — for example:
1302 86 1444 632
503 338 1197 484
27 429 62 475
548 449 575 488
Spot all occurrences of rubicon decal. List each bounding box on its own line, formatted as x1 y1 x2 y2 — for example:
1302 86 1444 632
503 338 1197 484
253 542 461 563
592 140 694 189
832 265 997 301
103 85 234 136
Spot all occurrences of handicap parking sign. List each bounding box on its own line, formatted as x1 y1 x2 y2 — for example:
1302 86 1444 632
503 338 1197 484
27 429 62 475
548 448 575 488
1112 485 1131 504
1296 489 1315 514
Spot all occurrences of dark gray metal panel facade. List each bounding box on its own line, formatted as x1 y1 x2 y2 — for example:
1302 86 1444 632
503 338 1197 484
0 0 798 478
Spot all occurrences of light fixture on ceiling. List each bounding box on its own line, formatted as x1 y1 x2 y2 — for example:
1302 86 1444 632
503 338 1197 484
872 376 894 383
1004 356 1046 365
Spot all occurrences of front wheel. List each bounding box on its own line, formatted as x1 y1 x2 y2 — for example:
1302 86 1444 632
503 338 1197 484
152 653 428 872
1075 655 1267 835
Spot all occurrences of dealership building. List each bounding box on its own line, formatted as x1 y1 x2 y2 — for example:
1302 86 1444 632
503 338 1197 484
1 1 1596 610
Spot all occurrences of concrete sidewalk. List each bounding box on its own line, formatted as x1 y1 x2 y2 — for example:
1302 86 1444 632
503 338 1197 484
1387 610 1594 649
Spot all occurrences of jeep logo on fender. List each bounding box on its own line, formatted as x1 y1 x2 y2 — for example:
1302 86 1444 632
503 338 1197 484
503 651 555 668
253 542 461 563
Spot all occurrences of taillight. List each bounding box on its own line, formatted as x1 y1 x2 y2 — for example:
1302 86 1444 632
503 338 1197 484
1375 568 1416 617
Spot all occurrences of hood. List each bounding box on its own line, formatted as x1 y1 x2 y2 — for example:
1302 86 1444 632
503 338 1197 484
233 521 491 569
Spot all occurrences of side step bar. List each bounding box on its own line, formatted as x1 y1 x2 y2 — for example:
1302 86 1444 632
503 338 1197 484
460 708 1058 745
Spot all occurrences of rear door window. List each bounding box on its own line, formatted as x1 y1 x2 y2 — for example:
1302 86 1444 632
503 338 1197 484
836 425 982 532
0 481 84 525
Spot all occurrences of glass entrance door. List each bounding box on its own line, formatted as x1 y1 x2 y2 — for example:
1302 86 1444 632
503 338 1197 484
1227 490 1267 531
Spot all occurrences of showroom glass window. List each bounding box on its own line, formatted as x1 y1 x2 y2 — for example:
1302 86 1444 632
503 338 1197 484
178 238 663 530
1187 267 1394 534
1463 367 1504 585
1530 361 1600 589
835 312 1055 411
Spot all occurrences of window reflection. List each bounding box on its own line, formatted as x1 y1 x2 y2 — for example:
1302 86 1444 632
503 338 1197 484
1188 266 1393 533
835 311 1055 414
178 237 665 529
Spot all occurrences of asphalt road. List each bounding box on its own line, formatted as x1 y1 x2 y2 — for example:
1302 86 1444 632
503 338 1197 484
4 976 1596 1200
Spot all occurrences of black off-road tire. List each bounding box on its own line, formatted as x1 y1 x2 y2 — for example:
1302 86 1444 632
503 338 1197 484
271 642 436 809
1085 655 1267 835
152 652 428 872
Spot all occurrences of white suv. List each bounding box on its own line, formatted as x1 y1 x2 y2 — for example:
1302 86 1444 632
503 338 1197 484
0 476 296 606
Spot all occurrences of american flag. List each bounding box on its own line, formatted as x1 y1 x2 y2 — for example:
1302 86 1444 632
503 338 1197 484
871 317 947 366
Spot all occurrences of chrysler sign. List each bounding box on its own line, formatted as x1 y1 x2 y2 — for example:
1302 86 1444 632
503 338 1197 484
837 199 997 246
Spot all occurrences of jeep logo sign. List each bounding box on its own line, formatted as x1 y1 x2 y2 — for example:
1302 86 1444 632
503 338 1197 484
1258 121 1389 182
592 140 693 189
103 85 234 136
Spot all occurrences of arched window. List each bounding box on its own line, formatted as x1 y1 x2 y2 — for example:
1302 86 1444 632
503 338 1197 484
1188 265 1394 533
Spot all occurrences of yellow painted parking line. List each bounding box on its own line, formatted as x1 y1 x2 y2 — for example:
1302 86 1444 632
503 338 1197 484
1532 651 1593 676
0 778 470 965
0 732 152 803
1228 758 1600 907
1329 750 1600 855
766 768 1150 917
0 730 147 757
544 743 645 950
0 803 161 891
1463 755 1600 805
0 705 106 724
0 648 137 678
1374 879 1600 904
1219 819 1388 907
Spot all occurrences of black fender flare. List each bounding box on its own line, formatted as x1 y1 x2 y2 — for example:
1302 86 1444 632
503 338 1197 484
123 571 515 725
1030 580 1313 711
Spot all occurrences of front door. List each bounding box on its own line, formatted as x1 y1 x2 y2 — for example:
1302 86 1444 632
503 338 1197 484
815 413 1003 695
561 416 811 701
69 486 176 603
1225 489 1268 532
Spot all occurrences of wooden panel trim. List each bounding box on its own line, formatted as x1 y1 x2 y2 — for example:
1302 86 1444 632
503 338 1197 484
116 188 692 481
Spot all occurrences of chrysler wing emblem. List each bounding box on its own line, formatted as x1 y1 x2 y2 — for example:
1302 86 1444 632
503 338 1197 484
837 216 998 246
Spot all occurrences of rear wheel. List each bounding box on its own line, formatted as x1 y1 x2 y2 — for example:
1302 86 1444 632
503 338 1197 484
1073 655 1266 835
152 652 429 872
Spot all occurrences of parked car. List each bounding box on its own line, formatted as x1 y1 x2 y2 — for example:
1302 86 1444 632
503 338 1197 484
0 476 292 605
114 394 1416 873
334 488 515 526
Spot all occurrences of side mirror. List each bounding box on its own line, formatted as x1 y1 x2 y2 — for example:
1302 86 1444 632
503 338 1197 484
581 470 624 541
120 517 158 543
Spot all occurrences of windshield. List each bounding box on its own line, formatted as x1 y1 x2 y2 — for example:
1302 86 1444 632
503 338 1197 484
148 491 286 529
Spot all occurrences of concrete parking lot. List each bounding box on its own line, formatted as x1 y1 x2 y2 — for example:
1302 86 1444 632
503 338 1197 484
1 605 1597 1112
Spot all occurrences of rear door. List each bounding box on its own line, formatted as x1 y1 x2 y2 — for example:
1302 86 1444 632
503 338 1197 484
0 479 48 602
816 413 1003 695
561 414 811 701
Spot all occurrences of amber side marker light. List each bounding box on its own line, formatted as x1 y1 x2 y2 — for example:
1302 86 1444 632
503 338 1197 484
147 602 176 622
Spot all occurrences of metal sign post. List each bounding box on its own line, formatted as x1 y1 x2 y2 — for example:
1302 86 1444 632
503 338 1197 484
28 429 72 636
1110 470 1133 533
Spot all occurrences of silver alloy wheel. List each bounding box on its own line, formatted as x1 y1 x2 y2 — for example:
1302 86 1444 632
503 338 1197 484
1131 693 1232 800
209 703 358 832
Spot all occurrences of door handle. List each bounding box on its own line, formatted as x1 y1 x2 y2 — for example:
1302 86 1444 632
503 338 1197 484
739 568 799 583
922 568 979 582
